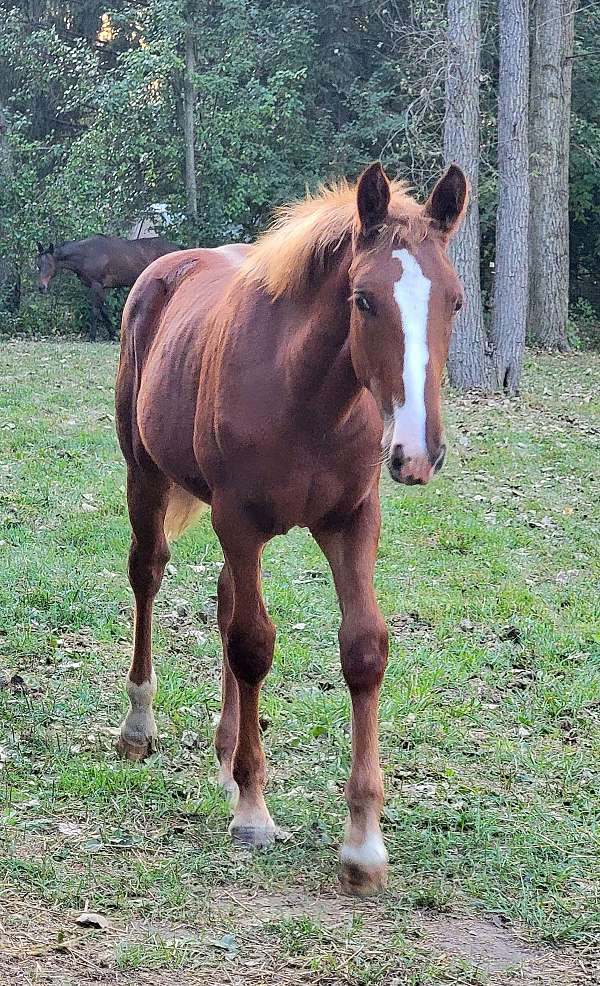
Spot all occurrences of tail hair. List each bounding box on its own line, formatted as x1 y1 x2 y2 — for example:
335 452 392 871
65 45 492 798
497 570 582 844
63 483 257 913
164 485 207 540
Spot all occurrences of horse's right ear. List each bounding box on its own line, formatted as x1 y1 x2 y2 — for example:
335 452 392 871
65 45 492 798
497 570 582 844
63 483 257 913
49 243 54 254
357 162 391 236
37 241 44 254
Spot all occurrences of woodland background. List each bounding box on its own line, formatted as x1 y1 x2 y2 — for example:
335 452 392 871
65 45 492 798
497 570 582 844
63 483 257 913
0 1 598 366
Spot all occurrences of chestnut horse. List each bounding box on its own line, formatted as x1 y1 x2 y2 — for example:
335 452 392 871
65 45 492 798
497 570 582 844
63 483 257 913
115 163 467 896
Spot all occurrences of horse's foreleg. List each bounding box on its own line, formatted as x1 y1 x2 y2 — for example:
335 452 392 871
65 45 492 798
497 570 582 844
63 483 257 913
117 467 170 761
313 494 389 896
90 281 114 340
213 505 283 845
214 562 239 799
88 287 99 342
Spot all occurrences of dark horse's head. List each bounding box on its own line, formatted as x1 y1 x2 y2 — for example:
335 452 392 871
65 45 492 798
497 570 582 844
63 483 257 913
348 162 468 485
36 242 56 294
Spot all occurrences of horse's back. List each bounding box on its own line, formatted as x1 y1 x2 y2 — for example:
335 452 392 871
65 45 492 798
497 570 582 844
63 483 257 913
121 245 247 355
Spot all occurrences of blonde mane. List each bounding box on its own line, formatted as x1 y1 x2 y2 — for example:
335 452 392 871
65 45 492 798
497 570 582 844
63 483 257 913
237 179 430 300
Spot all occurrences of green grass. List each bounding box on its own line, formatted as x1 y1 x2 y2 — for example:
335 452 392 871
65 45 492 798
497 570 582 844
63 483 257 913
0 341 599 984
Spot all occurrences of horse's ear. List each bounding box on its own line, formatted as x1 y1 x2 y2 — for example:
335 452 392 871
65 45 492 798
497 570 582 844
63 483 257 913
424 164 468 240
357 162 391 236
49 243 54 254
37 241 44 254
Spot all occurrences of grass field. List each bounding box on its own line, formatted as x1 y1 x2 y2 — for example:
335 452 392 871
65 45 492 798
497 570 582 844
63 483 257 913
0 341 599 985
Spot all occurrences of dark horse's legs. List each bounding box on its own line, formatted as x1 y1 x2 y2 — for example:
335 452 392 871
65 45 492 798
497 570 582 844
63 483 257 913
90 281 115 341
117 465 170 760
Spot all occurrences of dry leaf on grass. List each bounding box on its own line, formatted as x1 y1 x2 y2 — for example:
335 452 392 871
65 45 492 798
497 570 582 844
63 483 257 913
75 911 109 930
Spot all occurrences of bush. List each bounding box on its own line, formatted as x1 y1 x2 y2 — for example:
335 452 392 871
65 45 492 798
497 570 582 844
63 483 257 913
568 298 600 350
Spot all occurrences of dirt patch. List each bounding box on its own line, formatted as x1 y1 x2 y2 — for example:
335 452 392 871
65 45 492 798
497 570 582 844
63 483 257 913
414 911 594 985
2 893 597 986
212 886 376 926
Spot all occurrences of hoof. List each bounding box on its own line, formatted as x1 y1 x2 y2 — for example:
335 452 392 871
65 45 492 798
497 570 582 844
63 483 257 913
116 732 157 762
339 860 388 897
229 822 291 848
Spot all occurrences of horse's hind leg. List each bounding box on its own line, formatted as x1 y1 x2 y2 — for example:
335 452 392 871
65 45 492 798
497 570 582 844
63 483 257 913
214 562 240 800
117 466 170 761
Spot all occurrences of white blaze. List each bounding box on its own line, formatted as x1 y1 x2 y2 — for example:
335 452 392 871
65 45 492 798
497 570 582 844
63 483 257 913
391 248 431 458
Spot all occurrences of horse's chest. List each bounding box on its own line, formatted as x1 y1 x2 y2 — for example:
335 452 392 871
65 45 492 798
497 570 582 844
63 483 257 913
224 446 374 534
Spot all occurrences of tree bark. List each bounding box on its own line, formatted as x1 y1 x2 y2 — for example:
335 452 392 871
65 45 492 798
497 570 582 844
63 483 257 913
528 0 577 352
491 0 529 395
0 105 13 180
183 23 198 222
444 0 491 390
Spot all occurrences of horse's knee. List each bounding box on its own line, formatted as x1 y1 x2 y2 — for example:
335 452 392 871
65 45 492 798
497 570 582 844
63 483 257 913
340 616 388 693
128 537 169 598
227 618 275 686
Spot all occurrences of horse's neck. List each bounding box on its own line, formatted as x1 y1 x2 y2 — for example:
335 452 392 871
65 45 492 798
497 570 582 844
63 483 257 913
285 261 363 426
54 245 74 270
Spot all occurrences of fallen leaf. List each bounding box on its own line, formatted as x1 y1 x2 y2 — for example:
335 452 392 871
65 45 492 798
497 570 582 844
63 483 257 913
181 730 199 749
58 821 84 837
75 911 109 930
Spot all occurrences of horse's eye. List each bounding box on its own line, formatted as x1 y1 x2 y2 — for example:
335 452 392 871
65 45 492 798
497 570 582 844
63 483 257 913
355 293 375 315
454 296 463 313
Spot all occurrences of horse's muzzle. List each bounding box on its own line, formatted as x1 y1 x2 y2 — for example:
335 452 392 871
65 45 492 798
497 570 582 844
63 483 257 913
388 443 446 485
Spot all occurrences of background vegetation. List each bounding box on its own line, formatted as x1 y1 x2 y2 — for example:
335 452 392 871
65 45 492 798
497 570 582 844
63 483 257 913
0 0 598 344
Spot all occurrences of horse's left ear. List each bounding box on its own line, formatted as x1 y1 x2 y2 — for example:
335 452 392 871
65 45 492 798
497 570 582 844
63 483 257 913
357 162 391 236
49 243 54 254
424 164 468 241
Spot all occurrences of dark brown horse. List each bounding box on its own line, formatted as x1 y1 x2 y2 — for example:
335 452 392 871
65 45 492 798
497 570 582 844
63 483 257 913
115 163 467 896
36 235 180 340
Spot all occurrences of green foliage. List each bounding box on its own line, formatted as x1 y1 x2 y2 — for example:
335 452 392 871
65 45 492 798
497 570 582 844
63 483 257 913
567 298 600 351
0 0 599 337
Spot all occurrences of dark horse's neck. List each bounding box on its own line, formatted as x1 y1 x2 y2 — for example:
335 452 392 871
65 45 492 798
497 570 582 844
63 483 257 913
53 243 78 272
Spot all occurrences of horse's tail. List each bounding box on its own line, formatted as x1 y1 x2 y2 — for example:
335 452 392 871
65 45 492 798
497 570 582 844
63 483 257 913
164 485 207 541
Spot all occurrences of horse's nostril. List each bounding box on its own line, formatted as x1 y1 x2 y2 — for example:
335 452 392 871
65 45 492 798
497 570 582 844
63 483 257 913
390 445 404 474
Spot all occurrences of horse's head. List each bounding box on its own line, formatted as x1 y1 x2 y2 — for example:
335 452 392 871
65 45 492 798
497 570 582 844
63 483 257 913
36 242 56 294
348 162 467 485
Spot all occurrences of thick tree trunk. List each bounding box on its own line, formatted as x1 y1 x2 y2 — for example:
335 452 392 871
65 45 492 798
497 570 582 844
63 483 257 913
491 0 529 395
528 0 577 352
183 25 198 221
444 0 491 390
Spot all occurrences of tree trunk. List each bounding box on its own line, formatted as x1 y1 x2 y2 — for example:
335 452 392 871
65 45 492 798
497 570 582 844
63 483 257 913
183 24 198 222
0 104 21 313
0 105 13 180
491 0 529 395
528 0 577 352
444 0 491 390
